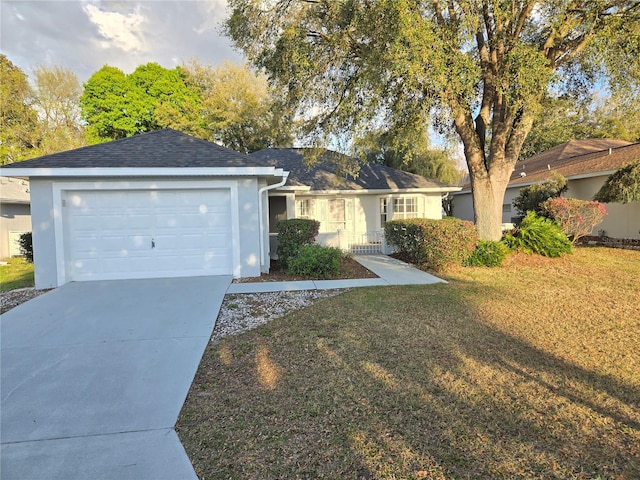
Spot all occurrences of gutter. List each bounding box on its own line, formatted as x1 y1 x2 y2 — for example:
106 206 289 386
258 172 290 268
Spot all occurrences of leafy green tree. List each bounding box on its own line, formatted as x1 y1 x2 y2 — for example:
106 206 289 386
355 126 463 185
31 65 86 155
226 0 640 240
520 94 640 160
513 174 568 217
594 161 640 203
127 63 203 136
0 55 38 164
80 63 203 143
183 60 293 153
80 66 140 142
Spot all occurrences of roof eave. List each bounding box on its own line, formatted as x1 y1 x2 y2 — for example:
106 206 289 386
0 166 285 178
288 186 461 195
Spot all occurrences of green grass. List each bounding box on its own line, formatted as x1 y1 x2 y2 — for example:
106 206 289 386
0 257 34 292
176 247 640 479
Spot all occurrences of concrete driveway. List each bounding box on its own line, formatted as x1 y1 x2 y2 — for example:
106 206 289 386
1 275 231 479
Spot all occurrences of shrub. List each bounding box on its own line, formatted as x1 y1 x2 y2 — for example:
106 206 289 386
277 219 320 267
18 232 33 263
287 244 341 278
594 160 640 204
503 212 572 257
385 218 478 271
465 240 509 267
513 173 567 217
542 196 607 243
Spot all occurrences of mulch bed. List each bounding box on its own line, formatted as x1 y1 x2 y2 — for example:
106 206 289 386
233 256 378 283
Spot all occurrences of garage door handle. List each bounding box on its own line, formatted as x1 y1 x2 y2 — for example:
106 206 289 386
151 239 155 249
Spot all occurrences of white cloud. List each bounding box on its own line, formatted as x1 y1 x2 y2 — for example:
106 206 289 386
193 0 228 34
83 3 147 53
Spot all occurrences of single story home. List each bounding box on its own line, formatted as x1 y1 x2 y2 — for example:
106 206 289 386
452 139 640 239
0 176 32 258
0 129 458 289
0 129 287 289
250 148 461 255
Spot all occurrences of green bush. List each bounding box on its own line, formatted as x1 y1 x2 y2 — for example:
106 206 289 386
385 218 478 271
287 244 342 278
18 232 33 263
277 219 320 267
465 240 509 267
503 212 572 257
513 173 567 217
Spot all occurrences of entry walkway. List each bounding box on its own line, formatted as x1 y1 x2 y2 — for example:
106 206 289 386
227 254 444 294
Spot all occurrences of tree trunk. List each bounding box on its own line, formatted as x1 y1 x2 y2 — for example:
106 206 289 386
471 174 511 241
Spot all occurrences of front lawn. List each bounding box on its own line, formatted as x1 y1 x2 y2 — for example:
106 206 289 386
0 257 34 292
177 247 640 479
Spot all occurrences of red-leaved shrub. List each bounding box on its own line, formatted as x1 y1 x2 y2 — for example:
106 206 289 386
542 197 607 243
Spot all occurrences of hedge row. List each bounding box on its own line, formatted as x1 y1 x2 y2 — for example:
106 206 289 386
385 218 478 271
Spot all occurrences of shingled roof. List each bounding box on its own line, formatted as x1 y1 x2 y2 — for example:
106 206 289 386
250 148 456 191
1 129 271 169
459 139 640 192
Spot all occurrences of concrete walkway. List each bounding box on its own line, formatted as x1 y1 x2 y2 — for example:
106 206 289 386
227 254 444 294
1 275 232 480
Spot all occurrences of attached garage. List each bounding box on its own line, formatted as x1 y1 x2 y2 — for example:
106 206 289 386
0 130 286 289
63 188 233 281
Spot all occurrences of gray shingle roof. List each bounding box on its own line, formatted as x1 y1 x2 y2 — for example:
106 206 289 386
250 148 452 191
1 129 270 169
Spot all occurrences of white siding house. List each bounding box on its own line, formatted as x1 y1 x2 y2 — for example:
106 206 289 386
251 148 461 255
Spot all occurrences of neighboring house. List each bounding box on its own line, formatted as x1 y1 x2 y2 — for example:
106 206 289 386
0 129 286 289
452 139 640 239
0 177 32 258
251 148 461 255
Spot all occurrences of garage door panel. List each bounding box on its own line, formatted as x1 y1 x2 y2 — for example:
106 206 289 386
64 189 234 281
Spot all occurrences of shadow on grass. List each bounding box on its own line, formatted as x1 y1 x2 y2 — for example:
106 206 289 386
177 283 640 479
0 269 35 292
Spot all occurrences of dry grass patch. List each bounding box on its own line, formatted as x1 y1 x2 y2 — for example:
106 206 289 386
177 247 640 479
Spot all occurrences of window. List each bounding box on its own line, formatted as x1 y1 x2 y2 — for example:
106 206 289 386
380 198 389 226
393 197 418 219
502 203 512 213
327 198 346 231
296 199 313 218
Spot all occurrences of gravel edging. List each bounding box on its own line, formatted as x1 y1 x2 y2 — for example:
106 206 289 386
1 286 344 343
212 289 344 343
0 288 47 315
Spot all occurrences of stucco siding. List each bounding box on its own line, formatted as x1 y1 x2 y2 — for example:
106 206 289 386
28 177 265 288
452 192 474 221
29 180 58 289
0 203 31 258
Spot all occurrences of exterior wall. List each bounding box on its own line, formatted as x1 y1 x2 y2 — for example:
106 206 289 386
567 176 640 239
451 192 474 221
454 175 640 239
29 180 58 289
236 177 263 277
284 191 444 251
0 203 31 258
29 177 264 289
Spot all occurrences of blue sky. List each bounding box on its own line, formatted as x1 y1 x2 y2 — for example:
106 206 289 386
1 0 242 81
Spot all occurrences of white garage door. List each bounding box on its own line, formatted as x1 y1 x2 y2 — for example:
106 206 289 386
64 189 233 281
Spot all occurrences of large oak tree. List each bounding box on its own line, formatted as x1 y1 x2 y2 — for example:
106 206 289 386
226 0 640 239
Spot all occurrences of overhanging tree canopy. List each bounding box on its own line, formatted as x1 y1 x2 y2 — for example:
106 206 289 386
226 0 640 239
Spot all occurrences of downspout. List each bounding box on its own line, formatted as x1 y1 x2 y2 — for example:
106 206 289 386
258 171 289 268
